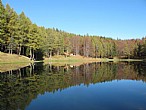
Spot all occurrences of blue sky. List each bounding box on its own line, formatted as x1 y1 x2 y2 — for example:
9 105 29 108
2 0 146 39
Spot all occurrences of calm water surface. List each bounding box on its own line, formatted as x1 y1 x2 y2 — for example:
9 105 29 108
0 62 146 110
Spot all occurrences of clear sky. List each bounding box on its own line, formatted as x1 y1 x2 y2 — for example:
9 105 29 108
2 0 146 39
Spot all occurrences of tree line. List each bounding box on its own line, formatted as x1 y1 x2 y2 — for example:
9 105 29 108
0 1 146 60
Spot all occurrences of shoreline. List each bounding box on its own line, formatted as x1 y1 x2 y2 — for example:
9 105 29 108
0 54 143 73
44 55 143 62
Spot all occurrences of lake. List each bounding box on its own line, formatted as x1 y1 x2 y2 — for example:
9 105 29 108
0 62 146 110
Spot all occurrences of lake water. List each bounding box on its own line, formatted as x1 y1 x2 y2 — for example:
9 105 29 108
0 62 146 110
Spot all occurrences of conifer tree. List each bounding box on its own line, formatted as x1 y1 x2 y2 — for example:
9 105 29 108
0 0 6 47
5 4 19 54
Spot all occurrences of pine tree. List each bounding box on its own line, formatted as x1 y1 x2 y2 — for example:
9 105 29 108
16 12 28 55
5 4 19 54
0 0 6 47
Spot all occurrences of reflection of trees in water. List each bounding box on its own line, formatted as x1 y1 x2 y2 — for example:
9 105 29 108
0 62 146 110
115 62 146 81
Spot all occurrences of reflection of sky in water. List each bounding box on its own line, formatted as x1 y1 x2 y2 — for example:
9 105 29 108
26 80 146 110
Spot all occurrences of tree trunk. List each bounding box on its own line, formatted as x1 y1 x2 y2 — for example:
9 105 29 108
46 51 49 58
30 47 32 60
22 46 25 55
57 50 60 55
9 49 10 54
19 44 21 55
49 63 52 72
29 64 32 77
11 48 12 54
9 45 11 54
32 63 34 75
0 44 3 52
10 45 12 54
49 50 52 58
19 69 21 78
32 49 35 60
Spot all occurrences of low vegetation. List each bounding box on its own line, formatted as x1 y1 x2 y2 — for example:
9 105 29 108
45 55 106 62
44 55 143 65
0 52 30 63
0 52 32 72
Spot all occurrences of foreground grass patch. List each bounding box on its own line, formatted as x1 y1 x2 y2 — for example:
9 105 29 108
0 52 31 63
0 52 32 72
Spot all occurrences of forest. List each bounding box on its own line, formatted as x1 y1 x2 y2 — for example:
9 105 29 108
0 1 146 60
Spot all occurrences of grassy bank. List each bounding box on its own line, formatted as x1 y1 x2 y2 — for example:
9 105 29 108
0 52 31 64
44 55 143 65
0 53 143 72
0 52 32 72
44 55 104 62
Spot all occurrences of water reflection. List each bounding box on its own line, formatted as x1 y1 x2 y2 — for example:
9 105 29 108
0 62 146 110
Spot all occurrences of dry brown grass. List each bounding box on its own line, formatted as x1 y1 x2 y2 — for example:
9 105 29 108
45 55 142 62
0 52 32 72
43 55 108 66
0 52 31 63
